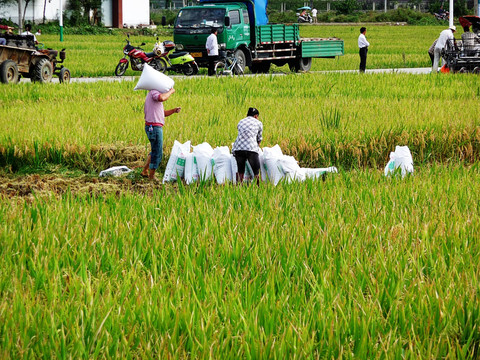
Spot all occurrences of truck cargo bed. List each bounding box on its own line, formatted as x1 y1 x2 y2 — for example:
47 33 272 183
300 38 344 58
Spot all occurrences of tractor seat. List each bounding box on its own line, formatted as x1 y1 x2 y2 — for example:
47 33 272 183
169 51 188 59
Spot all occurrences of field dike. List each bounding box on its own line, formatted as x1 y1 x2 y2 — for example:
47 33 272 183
1 125 479 175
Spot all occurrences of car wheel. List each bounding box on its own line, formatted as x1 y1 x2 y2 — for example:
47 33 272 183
0 60 19 84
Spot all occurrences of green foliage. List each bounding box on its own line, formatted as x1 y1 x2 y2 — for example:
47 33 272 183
333 0 360 15
150 10 179 26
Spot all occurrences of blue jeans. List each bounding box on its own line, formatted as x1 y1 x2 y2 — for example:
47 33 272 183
145 125 163 170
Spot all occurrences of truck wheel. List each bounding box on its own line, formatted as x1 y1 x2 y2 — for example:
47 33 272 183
297 57 312 72
234 49 246 74
59 68 71 83
32 58 54 83
0 60 19 84
289 57 312 72
115 61 128 76
250 62 271 74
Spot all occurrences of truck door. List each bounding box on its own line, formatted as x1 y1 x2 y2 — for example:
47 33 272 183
226 9 245 49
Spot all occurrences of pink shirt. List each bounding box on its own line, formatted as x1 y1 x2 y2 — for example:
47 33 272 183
144 90 165 126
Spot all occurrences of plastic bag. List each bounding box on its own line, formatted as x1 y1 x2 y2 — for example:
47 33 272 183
263 145 285 185
384 146 414 177
99 166 132 177
134 63 174 93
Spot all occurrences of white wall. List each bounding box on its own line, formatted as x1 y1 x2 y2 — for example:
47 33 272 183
0 0 149 28
122 0 149 27
0 0 64 24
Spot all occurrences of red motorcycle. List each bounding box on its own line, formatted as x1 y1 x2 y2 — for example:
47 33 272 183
114 35 166 76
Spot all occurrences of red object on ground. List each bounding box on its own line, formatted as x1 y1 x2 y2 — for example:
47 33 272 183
440 65 450 73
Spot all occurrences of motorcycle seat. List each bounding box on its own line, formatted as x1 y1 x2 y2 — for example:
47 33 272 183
145 51 156 58
169 51 188 59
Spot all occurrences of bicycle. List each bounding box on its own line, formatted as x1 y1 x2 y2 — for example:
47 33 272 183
214 51 244 77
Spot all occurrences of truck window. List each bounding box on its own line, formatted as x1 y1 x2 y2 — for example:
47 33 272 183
176 8 225 28
228 10 240 25
243 9 249 24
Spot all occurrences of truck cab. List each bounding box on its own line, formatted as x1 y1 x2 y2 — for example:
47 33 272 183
174 3 252 69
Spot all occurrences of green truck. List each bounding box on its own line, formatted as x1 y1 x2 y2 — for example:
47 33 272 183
173 0 344 73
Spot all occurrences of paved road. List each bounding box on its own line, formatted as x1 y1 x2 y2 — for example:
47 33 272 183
20 67 432 83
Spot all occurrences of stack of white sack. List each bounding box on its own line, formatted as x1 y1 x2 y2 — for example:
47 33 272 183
163 140 191 183
162 141 338 185
384 145 414 178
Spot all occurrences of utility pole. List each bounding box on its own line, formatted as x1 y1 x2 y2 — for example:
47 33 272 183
384 0 387 13
59 0 63 41
18 0 23 32
476 0 479 16
449 0 453 28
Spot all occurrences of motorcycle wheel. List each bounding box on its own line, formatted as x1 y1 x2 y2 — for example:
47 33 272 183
115 61 128 76
182 62 198 76
151 58 167 73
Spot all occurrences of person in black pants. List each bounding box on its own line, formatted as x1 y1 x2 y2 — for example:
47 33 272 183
232 108 263 185
358 27 370 73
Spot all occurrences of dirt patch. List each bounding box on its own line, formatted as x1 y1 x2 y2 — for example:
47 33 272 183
0 173 166 198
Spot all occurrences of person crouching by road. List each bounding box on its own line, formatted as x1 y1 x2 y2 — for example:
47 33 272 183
141 88 181 180
432 25 456 73
232 107 263 186
206 27 219 76
358 27 370 73
428 39 438 66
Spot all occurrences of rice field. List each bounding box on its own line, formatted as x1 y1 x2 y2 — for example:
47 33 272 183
1 26 480 358
36 25 446 77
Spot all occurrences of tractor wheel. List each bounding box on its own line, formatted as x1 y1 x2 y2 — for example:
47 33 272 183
59 67 71 83
0 60 20 84
32 58 54 83
115 61 128 76
233 49 246 74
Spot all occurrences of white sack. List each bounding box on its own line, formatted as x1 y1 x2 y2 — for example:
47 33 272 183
163 140 191 183
384 146 414 177
263 145 285 185
99 166 132 177
302 167 338 179
134 63 174 93
184 153 199 184
258 149 267 182
212 146 233 184
193 142 214 181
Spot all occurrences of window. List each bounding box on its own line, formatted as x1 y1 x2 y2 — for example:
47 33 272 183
229 10 240 25
243 10 250 24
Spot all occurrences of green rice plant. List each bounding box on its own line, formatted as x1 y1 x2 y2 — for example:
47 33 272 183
0 164 479 358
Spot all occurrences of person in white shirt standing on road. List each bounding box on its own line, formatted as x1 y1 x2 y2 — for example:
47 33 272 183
358 27 370 73
432 25 456 73
311 8 317 23
206 27 219 76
